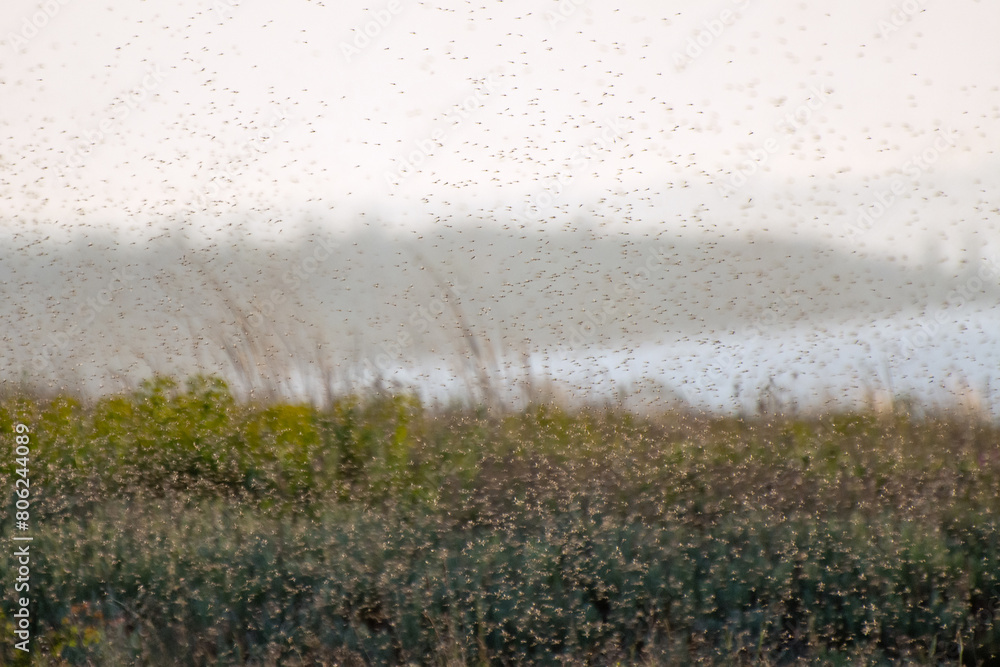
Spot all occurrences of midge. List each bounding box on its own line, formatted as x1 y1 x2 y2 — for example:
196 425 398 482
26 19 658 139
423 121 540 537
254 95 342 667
340 0 403 62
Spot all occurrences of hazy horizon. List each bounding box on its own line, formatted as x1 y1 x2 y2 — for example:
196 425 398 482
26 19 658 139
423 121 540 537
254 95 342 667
3 0 1000 413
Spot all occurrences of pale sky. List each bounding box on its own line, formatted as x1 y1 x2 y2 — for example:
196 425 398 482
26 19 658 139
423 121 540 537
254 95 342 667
3 0 1000 407
3 0 999 256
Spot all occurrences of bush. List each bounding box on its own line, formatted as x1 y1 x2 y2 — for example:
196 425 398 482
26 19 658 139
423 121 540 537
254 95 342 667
1 375 999 664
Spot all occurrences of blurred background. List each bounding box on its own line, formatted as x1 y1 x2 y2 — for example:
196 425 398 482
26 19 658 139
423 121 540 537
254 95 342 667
2 0 999 414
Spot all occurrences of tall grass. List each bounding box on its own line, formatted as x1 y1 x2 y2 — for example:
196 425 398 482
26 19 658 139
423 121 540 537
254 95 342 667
1 376 999 664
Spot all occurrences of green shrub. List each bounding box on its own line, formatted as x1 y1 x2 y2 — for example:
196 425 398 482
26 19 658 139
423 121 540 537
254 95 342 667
2 375 1000 664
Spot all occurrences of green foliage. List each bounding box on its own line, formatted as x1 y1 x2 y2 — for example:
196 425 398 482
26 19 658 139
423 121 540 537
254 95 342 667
1 375 999 664
4 501 999 665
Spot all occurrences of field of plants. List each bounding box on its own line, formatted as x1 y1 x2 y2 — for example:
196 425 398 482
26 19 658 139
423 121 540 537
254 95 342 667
2 375 1000 665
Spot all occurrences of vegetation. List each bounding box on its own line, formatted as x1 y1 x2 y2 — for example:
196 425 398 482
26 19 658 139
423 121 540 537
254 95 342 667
2 375 999 665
